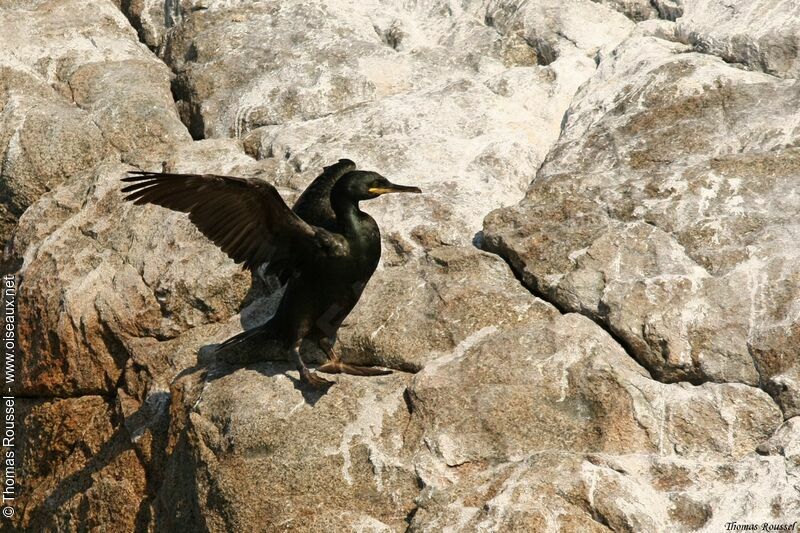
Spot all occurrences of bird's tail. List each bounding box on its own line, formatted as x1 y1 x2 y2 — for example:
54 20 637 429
214 320 276 353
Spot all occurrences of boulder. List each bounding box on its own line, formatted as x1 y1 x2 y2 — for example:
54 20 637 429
484 35 800 414
677 0 800 77
0 0 189 245
157 365 419 531
11 141 294 396
159 290 785 531
410 452 800 531
6 396 147 532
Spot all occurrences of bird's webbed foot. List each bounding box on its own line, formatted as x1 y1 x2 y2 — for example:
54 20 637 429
298 365 334 389
317 361 392 376
316 338 392 377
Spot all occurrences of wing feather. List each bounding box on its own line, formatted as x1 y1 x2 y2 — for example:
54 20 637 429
254 158 356 283
122 170 339 271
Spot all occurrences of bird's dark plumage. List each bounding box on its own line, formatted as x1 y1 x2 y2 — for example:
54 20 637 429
122 160 421 388
292 158 356 230
262 158 357 283
121 170 348 272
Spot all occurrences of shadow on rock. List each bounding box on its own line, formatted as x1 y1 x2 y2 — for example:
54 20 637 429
189 335 331 406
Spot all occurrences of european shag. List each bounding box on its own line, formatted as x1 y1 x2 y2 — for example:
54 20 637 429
121 159 421 388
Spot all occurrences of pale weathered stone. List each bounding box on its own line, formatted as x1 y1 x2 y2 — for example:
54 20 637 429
484 35 800 410
757 416 800 464
153 0 631 142
411 451 800 531
160 301 786 532
157 364 420 532
0 0 189 244
408 311 781 466
677 0 800 78
595 0 683 22
0 68 113 245
4 0 799 530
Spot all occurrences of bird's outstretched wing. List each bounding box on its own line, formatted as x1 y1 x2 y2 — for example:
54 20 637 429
121 171 343 271
292 158 356 229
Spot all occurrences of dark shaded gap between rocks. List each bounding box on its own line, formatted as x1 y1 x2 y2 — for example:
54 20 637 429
118 0 155 55
477 232 789 424
115 2 205 140
170 76 206 141
593 0 683 23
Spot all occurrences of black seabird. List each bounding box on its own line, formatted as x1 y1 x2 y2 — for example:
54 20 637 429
121 159 421 388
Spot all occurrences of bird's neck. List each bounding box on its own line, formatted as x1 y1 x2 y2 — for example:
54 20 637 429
331 197 364 235
332 198 375 242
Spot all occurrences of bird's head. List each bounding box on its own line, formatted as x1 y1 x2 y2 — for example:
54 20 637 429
334 171 422 202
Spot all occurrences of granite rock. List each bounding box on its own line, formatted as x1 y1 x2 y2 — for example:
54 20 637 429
0 0 189 244
3 0 799 530
4 396 147 532
484 35 800 414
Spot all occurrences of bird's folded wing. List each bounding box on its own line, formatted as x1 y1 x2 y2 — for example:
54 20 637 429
121 171 342 271
291 158 356 228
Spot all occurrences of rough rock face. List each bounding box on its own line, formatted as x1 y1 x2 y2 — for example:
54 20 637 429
483 31 800 415
0 0 189 245
3 0 799 531
677 0 800 78
158 367 419 531
15 396 147 532
128 0 632 141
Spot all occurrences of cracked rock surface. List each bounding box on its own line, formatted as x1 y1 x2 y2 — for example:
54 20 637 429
2 0 799 531
483 31 800 414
